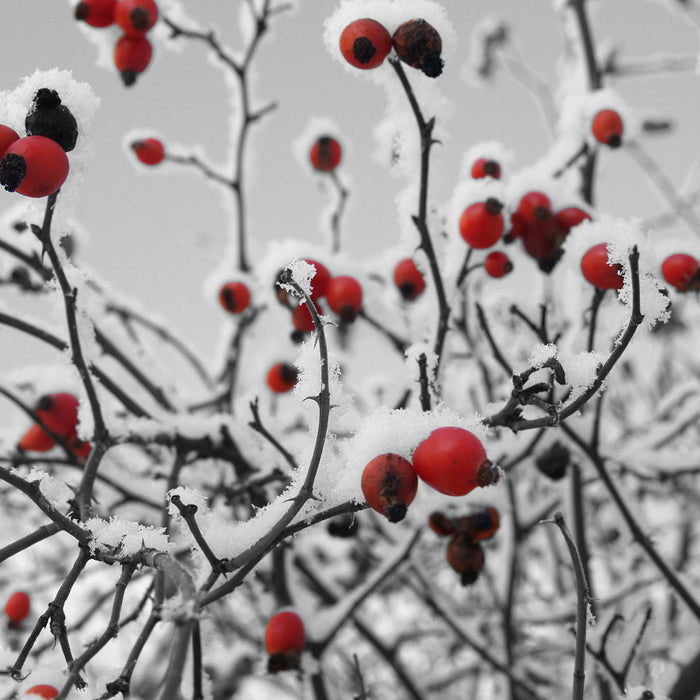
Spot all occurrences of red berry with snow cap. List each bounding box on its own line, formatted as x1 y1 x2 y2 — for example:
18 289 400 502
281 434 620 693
581 243 624 290
339 19 392 70
219 282 251 314
662 253 700 291
327 275 362 322
412 427 498 497
459 199 504 249
393 258 425 300
132 138 164 165
265 611 305 672
310 136 341 173
592 109 624 148
361 453 419 523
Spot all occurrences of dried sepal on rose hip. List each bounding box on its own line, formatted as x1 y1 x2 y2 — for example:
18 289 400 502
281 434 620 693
581 243 624 290
339 18 392 70
592 109 624 148
310 136 342 173
361 453 418 523
25 89 78 152
412 427 498 497
661 253 700 292
265 610 305 672
131 138 165 165
392 19 444 78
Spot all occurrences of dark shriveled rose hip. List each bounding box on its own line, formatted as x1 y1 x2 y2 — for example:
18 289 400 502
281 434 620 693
393 19 444 78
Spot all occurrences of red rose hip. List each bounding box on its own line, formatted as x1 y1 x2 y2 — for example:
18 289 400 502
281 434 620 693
0 136 69 198
339 19 392 70
114 0 158 35
393 258 425 300
517 191 551 222
131 138 165 165
471 158 500 180
219 281 251 314
310 136 341 173
484 251 512 278
266 363 298 393
592 109 624 148
361 453 419 523
24 685 59 698
459 199 504 249
412 427 497 497
5 591 30 626
114 34 153 86
661 253 700 291
446 535 485 585
581 243 624 290
75 0 118 27
326 275 362 322
0 125 19 159
265 610 305 672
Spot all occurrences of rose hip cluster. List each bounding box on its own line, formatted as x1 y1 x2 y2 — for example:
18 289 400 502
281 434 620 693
340 17 444 77
429 507 500 585
75 0 158 86
462 164 628 290
361 427 499 523
0 89 77 199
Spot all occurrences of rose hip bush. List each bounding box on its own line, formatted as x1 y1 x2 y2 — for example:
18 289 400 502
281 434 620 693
0 1 699 699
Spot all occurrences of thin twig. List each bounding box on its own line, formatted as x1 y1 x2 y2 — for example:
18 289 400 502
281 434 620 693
542 511 590 700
